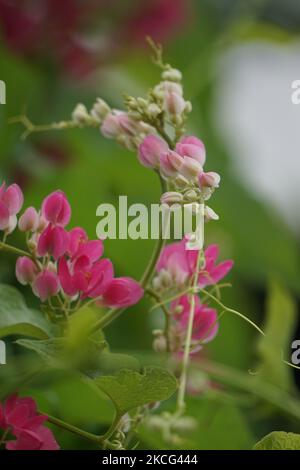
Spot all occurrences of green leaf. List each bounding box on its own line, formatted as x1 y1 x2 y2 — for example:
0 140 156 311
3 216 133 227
0 284 54 339
254 431 300 450
16 337 140 376
95 367 177 415
16 338 63 363
256 279 297 391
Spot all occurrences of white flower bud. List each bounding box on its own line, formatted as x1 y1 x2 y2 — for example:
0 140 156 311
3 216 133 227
160 191 183 205
162 68 182 82
204 206 219 221
147 103 161 118
72 103 90 124
90 98 110 121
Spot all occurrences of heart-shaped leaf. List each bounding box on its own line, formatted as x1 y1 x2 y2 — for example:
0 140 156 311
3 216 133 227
16 337 140 377
254 431 300 450
0 284 53 339
95 366 177 415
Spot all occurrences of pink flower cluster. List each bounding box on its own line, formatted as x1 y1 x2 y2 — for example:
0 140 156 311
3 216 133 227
0 394 59 450
12 187 143 307
156 239 233 346
138 134 220 192
171 294 218 347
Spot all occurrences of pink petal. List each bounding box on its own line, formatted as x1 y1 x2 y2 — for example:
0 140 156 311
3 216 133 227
75 239 103 263
102 277 144 308
32 270 60 301
84 258 114 298
6 429 43 450
2 183 24 215
0 200 9 229
68 227 87 257
42 190 71 227
58 257 78 297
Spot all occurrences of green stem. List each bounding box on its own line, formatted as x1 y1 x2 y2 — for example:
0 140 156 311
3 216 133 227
45 413 102 445
176 248 204 414
200 288 266 337
0 241 32 258
100 413 122 442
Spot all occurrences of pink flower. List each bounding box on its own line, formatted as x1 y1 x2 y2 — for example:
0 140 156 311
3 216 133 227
0 394 59 450
18 206 39 232
15 257 38 285
101 112 138 139
198 245 234 287
157 238 233 288
101 277 144 308
101 113 122 138
159 150 184 178
198 171 220 189
42 190 71 227
179 156 203 179
157 239 191 285
0 182 23 231
37 225 69 260
138 135 168 169
68 227 88 257
176 136 206 166
165 91 186 115
172 295 218 345
58 256 113 299
32 270 60 301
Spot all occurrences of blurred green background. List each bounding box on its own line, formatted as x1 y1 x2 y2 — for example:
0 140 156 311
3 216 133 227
0 0 300 450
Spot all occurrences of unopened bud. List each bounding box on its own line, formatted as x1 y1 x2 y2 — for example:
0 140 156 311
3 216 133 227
18 207 39 232
72 103 90 124
199 171 221 189
147 103 161 118
153 334 167 353
204 206 219 221
162 68 182 82
180 156 203 179
160 191 183 205
90 98 110 121
174 174 190 188
165 92 186 115
184 190 198 202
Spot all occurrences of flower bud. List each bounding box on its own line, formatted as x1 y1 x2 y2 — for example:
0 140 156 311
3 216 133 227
180 156 203 179
173 174 190 188
18 207 39 232
147 103 161 118
159 151 184 178
138 135 168 169
183 190 198 202
153 334 167 353
162 68 182 82
101 113 121 138
204 206 219 221
165 92 186 115
90 98 110 121
32 270 60 301
72 103 90 124
199 171 221 189
176 136 206 166
15 257 38 285
42 190 71 227
160 191 183 205
0 182 23 230
3 215 17 234
37 225 69 260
